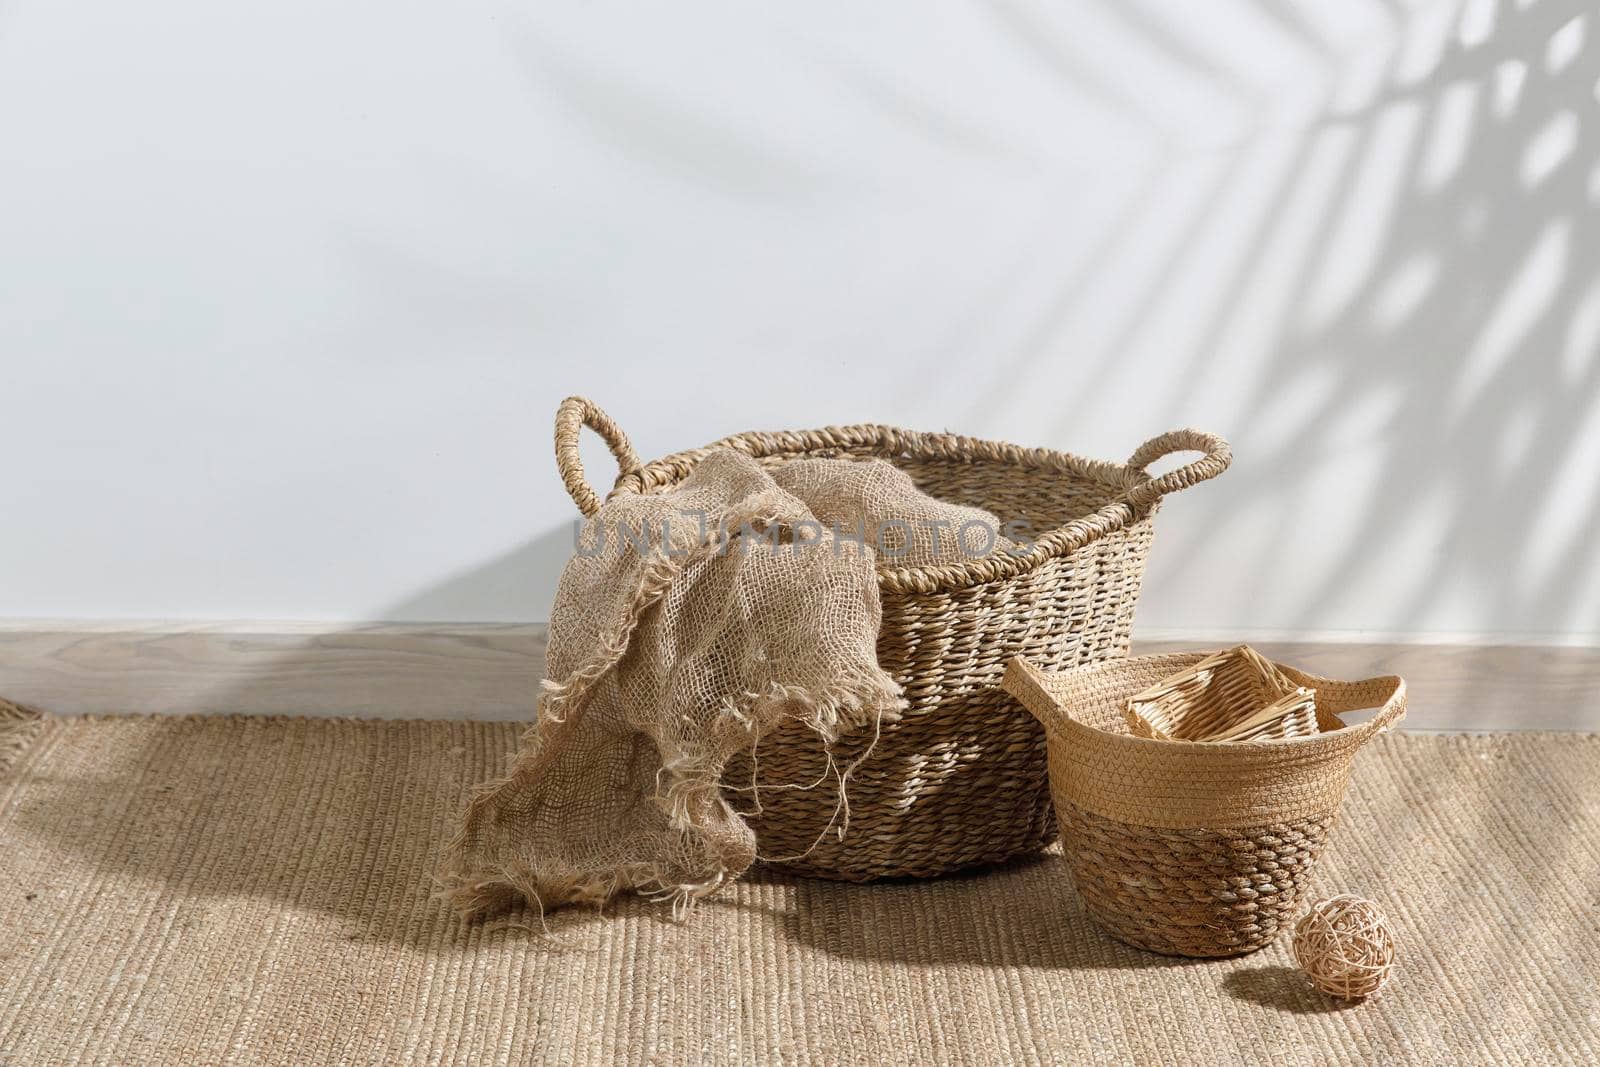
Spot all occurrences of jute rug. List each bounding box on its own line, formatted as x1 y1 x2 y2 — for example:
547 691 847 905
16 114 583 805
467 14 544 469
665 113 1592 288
1 708 1595 1065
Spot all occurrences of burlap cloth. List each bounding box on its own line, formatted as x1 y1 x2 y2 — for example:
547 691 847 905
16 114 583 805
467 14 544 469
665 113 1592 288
440 450 1012 918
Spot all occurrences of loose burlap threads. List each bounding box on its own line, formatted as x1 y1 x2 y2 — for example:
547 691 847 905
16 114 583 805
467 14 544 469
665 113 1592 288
441 450 1014 920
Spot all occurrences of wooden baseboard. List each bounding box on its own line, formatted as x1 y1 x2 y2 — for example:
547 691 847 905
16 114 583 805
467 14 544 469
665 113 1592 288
0 621 548 721
0 621 1594 729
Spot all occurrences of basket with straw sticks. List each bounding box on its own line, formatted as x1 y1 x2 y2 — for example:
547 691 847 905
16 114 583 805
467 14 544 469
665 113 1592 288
1002 652 1407 957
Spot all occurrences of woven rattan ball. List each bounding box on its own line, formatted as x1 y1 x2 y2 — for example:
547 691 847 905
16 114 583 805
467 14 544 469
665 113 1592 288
1293 895 1396 999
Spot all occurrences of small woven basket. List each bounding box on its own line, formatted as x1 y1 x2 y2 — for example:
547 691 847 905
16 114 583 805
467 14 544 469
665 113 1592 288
554 397 1230 882
1123 644 1320 742
1003 653 1406 957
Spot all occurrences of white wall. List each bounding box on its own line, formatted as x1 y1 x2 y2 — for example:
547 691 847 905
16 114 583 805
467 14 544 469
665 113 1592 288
2 0 1597 640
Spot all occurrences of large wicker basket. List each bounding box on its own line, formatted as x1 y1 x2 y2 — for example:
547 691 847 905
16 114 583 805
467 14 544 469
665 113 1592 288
554 397 1230 882
1003 653 1407 957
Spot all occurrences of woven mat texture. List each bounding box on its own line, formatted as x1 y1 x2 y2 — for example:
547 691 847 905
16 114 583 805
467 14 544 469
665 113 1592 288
1 712 1596 1066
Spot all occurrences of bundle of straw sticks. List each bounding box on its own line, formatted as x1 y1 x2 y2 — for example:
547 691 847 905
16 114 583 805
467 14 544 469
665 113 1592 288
1123 645 1319 743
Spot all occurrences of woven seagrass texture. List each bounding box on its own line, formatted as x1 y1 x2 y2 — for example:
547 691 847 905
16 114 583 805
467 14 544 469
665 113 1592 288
558 397 1229 880
2 712 1595 1066
1004 654 1406 957
1059 801 1336 957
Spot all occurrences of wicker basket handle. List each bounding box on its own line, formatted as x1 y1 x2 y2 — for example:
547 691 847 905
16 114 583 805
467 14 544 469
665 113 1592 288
1280 666 1409 737
1124 429 1232 509
555 396 642 518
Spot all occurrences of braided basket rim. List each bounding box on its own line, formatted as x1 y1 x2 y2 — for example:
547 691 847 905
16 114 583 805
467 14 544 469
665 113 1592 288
605 423 1221 594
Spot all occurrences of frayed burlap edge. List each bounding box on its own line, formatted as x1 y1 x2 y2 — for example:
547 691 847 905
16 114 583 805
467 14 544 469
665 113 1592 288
436 494 904 925
1 698 45 779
